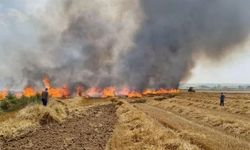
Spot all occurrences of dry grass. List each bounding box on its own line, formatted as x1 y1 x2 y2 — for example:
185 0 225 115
136 103 250 150
128 98 147 104
0 100 68 138
0 111 17 123
147 92 250 140
152 100 250 141
1 92 249 149
106 100 199 150
140 92 250 149
106 92 250 149
175 92 250 115
0 97 112 139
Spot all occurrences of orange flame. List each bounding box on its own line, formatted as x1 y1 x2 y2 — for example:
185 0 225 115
142 88 179 96
155 88 180 95
43 77 70 98
61 85 70 98
143 89 157 95
0 89 8 100
86 87 101 97
102 86 116 98
118 87 130 96
23 87 37 97
128 91 142 98
47 86 70 98
1 75 180 100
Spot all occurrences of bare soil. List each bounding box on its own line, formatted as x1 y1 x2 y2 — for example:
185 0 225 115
0 104 117 150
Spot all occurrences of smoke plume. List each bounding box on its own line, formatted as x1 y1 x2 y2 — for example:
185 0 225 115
1 0 250 90
119 0 250 89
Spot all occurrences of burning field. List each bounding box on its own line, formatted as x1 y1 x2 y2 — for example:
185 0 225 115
0 77 180 100
1 0 250 149
2 0 250 94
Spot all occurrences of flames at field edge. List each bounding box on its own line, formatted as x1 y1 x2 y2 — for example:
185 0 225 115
0 77 180 100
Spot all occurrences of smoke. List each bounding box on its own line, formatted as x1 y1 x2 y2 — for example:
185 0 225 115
119 0 250 89
1 0 250 90
15 0 143 89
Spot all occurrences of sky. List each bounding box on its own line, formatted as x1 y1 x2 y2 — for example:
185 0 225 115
1 0 250 85
187 41 250 84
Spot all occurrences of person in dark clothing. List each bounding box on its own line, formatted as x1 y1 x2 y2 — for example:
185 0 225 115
220 93 225 106
41 88 49 106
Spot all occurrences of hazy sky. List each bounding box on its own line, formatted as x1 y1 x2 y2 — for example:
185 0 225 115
1 0 250 85
187 41 250 84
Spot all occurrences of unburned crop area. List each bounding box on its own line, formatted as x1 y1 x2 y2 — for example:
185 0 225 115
106 92 250 150
135 92 250 150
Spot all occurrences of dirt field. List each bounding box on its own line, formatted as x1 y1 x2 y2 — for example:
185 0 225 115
1 104 117 150
0 92 250 150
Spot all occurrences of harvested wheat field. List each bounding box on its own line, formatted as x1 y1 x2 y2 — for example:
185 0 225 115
0 92 250 150
133 92 250 150
108 92 250 150
0 98 118 150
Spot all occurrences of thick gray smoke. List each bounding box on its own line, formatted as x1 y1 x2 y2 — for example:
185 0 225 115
18 0 143 89
1 0 250 90
119 0 250 90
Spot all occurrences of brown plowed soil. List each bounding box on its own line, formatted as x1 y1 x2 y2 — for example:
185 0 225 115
1 104 117 150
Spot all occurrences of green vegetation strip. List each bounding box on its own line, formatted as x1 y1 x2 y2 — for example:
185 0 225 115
0 93 41 113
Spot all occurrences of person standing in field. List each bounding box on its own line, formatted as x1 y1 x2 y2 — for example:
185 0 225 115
41 88 49 106
220 93 225 106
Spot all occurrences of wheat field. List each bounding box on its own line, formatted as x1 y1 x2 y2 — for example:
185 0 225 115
0 92 250 150
109 92 250 150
